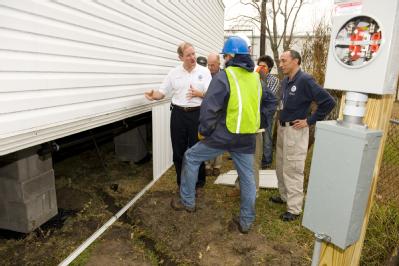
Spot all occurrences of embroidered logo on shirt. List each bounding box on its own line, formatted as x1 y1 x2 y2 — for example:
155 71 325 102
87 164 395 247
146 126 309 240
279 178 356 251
291 85 297 92
198 75 203 81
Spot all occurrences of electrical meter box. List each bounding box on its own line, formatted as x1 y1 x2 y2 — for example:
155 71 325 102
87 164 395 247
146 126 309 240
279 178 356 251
302 121 382 249
324 0 399 94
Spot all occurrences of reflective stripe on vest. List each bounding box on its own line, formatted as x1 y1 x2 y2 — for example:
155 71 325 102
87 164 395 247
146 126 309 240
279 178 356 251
226 67 262 134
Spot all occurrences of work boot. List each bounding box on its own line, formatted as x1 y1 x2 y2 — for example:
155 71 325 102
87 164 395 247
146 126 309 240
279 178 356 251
170 197 195 213
231 216 250 234
280 212 299 222
269 195 285 204
262 163 271 169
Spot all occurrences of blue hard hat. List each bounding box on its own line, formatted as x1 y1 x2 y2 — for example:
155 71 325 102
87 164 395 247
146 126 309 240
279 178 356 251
221 36 249 55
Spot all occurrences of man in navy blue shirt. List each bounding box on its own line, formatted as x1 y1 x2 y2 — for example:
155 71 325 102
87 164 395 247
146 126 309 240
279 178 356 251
270 50 336 222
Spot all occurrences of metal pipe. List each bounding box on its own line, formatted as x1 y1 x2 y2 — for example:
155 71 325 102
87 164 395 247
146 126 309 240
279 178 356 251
58 176 161 266
311 234 323 266
311 233 331 266
42 114 151 154
343 92 368 125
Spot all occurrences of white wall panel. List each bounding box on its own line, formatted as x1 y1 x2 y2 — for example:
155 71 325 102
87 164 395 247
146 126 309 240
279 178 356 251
0 0 224 156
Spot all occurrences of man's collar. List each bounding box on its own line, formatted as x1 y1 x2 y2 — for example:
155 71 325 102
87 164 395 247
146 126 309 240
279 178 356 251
288 68 302 83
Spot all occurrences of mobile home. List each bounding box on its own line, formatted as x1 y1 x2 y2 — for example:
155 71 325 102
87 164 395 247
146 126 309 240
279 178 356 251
0 0 224 232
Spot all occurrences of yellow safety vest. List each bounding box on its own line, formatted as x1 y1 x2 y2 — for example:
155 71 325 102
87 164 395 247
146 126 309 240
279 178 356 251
225 66 262 134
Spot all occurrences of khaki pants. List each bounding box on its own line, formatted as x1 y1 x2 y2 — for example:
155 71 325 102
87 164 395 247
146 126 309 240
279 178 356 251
276 125 309 215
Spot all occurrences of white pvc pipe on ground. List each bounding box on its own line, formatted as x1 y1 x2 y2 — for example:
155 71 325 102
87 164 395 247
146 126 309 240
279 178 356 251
58 177 161 266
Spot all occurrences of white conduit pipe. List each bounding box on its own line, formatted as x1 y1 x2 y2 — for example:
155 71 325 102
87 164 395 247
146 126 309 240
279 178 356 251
311 234 323 266
311 233 331 266
58 177 161 266
343 91 368 125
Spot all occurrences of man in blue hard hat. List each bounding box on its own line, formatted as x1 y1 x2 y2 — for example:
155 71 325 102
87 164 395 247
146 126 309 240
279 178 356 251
171 36 273 234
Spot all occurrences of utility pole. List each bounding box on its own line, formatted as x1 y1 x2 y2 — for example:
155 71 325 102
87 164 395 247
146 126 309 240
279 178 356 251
260 0 266 55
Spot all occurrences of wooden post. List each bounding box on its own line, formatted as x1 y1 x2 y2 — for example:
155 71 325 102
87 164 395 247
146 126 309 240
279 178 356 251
318 93 395 265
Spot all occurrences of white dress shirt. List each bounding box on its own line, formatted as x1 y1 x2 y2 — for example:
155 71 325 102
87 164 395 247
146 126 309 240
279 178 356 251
159 64 212 107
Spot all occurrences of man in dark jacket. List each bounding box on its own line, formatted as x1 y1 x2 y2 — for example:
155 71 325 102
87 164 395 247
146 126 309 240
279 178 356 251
204 52 223 177
270 50 336 222
170 36 275 234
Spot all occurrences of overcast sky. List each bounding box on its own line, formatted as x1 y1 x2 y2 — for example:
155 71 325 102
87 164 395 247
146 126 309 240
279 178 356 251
223 0 334 35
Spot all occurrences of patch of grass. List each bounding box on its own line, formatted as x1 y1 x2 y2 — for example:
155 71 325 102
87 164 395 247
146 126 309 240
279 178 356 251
132 227 177 266
69 241 98 266
383 138 399 166
361 202 399 265
133 237 159 266
256 188 313 263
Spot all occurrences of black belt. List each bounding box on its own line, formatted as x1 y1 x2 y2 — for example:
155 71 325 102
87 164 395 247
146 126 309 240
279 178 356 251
279 121 294 127
171 104 200 112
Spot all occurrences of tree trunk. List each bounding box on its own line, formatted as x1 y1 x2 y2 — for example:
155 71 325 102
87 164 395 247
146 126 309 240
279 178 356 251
260 0 266 56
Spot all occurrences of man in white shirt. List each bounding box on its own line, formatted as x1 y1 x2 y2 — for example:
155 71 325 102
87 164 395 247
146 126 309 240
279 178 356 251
145 42 212 191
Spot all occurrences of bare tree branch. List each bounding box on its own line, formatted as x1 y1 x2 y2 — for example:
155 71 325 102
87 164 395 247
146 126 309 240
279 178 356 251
230 0 306 77
239 0 261 12
285 0 305 50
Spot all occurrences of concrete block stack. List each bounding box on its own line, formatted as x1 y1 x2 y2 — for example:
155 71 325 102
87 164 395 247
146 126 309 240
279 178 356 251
0 148 57 233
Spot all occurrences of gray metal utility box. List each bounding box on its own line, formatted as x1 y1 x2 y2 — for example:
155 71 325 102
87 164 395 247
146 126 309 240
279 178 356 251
0 148 58 233
302 121 382 249
324 0 399 95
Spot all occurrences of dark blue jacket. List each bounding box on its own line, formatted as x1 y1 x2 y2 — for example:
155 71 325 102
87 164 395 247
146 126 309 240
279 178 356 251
279 69 336 125
260 80 278 129
199 54 277 154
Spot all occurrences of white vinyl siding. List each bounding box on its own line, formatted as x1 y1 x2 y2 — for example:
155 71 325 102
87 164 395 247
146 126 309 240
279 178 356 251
0 0 224 156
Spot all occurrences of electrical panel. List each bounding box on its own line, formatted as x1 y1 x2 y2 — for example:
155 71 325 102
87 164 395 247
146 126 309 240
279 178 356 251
324 0 399 94
302 121 382 249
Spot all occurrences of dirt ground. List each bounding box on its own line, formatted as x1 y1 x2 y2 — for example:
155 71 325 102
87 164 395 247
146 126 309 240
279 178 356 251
1 102 397 265
0 140 313 266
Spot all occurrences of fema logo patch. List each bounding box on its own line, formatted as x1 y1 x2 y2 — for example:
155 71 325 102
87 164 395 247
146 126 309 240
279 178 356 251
291 85 297 92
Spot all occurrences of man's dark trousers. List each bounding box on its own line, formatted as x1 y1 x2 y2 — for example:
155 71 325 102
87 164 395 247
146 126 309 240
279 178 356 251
170 106 205 188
